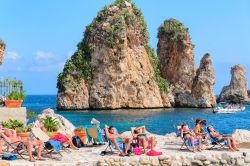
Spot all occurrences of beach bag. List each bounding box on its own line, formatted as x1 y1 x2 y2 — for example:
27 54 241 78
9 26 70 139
50 133 68 144
2 153 17 160
133 147 143 156
72 136 84 148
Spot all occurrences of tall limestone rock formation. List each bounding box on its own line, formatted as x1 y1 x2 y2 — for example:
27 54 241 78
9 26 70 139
192 53 216 107
157 19 216 108
57 0 170 110
219 64 250 104
0 39 5 65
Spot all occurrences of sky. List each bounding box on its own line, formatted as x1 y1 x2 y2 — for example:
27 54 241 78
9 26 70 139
0 0 250 95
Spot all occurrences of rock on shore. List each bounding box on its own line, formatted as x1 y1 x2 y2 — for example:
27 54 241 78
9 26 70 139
36 108 75 134
218 64 250 104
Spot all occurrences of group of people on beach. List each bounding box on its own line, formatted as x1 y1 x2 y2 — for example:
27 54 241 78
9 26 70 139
179 118 239 152
0 118 240 162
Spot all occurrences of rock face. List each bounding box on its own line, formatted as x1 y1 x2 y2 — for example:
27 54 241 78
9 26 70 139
219 64 250 103
36 108 75 134
157 19 216 108
157 19 195 95
0 39 5 65
57 0 169 110
57 76 89 110
192 53 216 107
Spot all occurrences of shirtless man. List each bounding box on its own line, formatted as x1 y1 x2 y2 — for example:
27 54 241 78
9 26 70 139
104 125 132 156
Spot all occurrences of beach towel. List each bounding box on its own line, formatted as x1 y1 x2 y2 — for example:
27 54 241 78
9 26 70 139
146 150 162 156
50 133 68 144
45 140 62 152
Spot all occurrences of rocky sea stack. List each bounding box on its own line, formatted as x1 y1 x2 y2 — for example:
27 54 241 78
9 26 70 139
157 19 216 108
218 64 250 104
0 39 6 65
57 0 170 110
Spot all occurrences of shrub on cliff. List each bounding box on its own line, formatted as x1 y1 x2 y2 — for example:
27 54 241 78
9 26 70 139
158 18 192 45
0 39 5 49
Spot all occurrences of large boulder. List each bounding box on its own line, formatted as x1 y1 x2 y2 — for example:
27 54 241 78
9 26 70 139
192 53 216 108
57 0 169 109
218 64 250 104
36 108 75 134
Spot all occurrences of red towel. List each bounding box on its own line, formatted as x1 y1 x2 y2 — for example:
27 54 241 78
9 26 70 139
50 133 67 144
146 150 162 156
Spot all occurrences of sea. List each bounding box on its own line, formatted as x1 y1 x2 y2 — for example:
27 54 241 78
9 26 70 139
23 95 250 135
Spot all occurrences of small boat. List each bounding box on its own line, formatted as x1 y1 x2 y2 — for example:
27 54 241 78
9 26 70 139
213 102 245 114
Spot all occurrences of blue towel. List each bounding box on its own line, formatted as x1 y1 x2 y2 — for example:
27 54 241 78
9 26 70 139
45 140 61 152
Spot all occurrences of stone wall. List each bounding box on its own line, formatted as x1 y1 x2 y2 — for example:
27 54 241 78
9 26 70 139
0 107 27 125
95 154 250 166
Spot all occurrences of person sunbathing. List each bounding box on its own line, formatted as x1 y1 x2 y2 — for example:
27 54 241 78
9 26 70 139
0 128 45 162
133 126 156 154
207 126 239 151
104 125 132 156
194 119 209 145
180 123 203 152
40 126 77 150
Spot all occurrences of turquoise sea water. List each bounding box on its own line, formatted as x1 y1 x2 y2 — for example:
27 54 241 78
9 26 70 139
23 95 250 135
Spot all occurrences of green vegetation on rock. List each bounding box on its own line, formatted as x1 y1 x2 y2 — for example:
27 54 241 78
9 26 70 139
57 0 168 93
147 45 169 92
0 39 6 49
158 18 192 45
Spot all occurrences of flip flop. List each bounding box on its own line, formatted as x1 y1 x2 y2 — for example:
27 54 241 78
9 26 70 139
29 159 36 162
36 158 46 161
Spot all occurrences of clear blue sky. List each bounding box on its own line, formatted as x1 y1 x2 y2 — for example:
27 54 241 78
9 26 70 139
0 0 250 95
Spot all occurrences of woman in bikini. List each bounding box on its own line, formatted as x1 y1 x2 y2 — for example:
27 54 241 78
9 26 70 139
180 123 203 152
133 126 156 154
194 119 209 145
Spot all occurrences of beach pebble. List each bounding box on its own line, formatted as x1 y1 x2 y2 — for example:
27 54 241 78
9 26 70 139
191 159 203 166
236 158 245 166
245 156 250 163
194 154 207 161
203 160 211 166
151 158 160 166
139 157 151 164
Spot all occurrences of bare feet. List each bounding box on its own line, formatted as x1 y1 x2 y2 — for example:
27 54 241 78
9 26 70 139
233 147 240 151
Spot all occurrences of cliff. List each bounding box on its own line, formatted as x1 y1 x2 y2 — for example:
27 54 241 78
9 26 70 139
218 64 250 104
0 39 5 65
57 0 170 110
157 19 216 108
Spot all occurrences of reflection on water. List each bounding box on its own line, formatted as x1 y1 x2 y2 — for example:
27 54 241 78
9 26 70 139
23 95 250 135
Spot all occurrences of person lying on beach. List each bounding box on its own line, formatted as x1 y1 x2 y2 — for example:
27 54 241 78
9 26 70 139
133 126 156 154
180 123 203 152
40 126 77 150
104 125 132 156
194 119 209 145
0 127 45 162
207 126 239 151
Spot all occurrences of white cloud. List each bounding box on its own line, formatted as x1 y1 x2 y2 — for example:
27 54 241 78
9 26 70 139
5 51 21 61
29 62 65 72
35 50 55 61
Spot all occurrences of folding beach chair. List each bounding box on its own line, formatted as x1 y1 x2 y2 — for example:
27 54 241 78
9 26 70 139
85 126 104 145
0 135 29 160
100 128 125 156
206 128 227 150
30 127 66 159
177 126 204 151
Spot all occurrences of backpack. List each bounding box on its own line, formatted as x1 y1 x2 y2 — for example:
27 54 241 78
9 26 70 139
72 136 84 148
